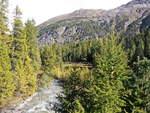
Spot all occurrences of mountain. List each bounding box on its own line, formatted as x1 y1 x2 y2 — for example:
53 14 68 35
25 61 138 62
38 0 150 45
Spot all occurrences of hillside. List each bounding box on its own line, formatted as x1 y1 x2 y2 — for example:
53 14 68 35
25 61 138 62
37 0 150 45
1 0 150 112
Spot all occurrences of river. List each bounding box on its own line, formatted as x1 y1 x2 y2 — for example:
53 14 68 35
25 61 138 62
1 79 63 113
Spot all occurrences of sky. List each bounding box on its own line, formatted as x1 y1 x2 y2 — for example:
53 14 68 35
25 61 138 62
9 0 131 25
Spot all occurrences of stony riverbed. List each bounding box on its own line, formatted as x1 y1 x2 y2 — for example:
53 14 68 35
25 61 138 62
1 79 63 113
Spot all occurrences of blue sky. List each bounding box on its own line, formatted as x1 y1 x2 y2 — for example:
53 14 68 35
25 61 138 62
9 0 131 25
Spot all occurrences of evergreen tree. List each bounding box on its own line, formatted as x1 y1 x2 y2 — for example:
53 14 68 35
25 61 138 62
25 19 41 71
0 0 15 107
144 31 150 59
0 39 15 107
133 36 144 61
128 59 150 113
89 36 129 113
58 68 92 113
11 6 37 96
0 0 8 35
40 44 61 72
11 6 25 71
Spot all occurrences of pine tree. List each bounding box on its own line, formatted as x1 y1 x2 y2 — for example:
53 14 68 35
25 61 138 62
132 36 144 63
129 58 150 113
0 0 15 107
40 44 62 72
89 36 129 113
25 20 41 71
11 6 37 96
58 69 89 113
0 0 8 35
0 40 15 107
144 31 150 59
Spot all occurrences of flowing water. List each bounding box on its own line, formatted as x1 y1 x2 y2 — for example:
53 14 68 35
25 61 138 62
1 79 63 113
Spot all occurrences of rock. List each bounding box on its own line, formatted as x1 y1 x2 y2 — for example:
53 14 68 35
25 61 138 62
38 0 150 46
1 80 63 113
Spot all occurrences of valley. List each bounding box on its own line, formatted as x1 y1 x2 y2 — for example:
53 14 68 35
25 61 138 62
0 0 150 113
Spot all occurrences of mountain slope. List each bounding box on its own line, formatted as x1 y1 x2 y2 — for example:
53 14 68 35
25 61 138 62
38 0 150 45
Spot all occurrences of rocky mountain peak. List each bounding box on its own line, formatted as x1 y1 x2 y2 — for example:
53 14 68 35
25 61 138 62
38 0 150 46
124 0 150 7
134 0 150 3
70 9 106 17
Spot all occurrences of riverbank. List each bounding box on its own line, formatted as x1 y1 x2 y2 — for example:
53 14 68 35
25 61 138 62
1 79 63 113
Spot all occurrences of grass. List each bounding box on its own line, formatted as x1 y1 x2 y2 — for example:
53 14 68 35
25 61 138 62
50 66 73 80
64 62 93 68
49 62 93 81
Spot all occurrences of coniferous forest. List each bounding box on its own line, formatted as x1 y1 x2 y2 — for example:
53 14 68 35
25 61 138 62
0 0 41 108
0 0 150 113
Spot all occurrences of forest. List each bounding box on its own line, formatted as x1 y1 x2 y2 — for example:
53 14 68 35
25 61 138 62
40 33 150 113
0 0 41 108
0 0 150 113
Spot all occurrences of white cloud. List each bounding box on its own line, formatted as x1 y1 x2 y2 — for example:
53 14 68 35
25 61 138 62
9 0 131 25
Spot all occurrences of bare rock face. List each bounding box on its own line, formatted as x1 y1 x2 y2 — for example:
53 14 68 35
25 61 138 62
38 0 150 46
125 0 150 6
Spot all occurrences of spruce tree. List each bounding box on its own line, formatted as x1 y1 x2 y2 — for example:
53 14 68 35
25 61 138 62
25 20 41 71
144 31 150 59
0 40 15 107
0 0 8 35
40 46 55 71
0 0 15 107
129 59 150 113
11 6 37 96
135 37 144 59
90 36 129 113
